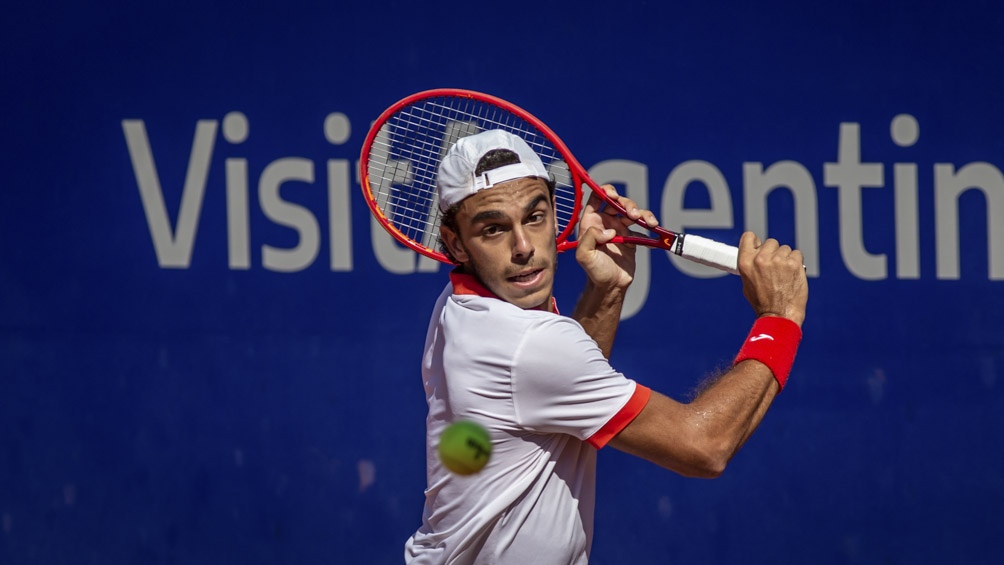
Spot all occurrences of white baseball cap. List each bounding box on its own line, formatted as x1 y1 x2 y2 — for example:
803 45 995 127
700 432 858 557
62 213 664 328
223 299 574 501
436 129 550 211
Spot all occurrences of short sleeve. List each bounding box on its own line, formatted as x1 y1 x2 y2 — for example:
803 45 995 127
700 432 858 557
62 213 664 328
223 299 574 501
510 316 648 445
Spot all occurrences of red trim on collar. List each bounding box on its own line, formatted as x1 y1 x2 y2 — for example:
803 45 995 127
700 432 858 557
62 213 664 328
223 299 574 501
448 270 559 314
449 270 497 298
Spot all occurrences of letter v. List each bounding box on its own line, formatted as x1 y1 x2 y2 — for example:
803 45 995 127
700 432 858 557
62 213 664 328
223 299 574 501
122 119 217 268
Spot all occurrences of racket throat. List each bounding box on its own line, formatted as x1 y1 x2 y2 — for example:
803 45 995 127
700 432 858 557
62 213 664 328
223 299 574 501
669 233 686 255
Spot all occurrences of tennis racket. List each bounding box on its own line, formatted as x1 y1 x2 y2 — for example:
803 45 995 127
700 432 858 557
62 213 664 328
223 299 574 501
359 88 739 275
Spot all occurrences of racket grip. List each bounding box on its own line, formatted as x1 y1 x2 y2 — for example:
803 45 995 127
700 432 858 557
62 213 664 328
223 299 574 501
674 234 740 275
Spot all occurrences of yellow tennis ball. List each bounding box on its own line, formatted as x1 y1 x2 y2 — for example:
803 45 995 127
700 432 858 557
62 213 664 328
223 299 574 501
437 420 492 475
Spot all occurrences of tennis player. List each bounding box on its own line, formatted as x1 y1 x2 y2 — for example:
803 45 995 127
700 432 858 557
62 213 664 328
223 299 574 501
404 130 808 564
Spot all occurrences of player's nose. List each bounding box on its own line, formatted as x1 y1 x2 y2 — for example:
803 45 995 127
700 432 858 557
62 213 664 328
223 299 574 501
511 226 534 260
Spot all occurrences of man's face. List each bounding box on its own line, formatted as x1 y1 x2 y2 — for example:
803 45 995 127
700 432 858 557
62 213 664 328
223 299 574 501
440 177 558 310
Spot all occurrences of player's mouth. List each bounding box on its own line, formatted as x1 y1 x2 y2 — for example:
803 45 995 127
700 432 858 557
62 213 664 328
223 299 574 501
507 268 545 287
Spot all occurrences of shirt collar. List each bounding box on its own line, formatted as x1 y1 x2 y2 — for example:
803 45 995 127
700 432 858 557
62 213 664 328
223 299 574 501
449 270 496 298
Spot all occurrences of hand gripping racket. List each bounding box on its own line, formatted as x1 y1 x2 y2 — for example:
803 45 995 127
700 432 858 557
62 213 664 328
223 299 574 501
359 89 739 274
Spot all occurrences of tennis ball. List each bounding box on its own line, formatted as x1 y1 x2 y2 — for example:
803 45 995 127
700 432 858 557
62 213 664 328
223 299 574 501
437 420 492 475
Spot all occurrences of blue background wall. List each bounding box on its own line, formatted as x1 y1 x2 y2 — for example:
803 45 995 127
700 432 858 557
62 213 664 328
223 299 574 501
2 2 1002 563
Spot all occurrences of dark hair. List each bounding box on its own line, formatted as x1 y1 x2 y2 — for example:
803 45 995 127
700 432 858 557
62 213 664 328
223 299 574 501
474 148 522 176
438 149 555 263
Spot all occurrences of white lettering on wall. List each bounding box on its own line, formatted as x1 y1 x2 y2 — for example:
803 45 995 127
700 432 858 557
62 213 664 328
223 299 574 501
223 112 251 269
824 123 887 280
364 121 441 275
935 163 1004 280
123 113 1004 290
743 161 820 277
326 113 354 272
122 119 216 268
123 112 357 272
259 158 317 272
588 160 651 319
661 161 734 279
892 114 921 279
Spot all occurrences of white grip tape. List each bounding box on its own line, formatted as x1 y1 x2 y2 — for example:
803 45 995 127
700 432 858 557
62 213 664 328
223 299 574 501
678 234 740 275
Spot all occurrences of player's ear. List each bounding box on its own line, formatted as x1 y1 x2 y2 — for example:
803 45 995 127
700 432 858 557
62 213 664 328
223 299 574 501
440 225 469 263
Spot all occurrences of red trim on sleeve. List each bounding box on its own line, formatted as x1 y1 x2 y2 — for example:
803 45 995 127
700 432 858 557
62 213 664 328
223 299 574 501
587 384 652 449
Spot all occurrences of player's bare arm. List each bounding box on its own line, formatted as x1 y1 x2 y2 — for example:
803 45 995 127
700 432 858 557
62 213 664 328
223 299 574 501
572 185 659 357
609 231 808 477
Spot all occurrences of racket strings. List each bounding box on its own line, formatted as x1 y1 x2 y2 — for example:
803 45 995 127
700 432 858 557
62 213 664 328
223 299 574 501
366 96 579 253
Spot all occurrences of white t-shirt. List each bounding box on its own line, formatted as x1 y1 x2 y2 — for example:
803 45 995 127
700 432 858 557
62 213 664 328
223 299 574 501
405 272 651 564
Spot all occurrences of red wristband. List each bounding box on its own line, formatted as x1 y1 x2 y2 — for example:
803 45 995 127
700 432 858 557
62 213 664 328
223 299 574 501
733 316 803 390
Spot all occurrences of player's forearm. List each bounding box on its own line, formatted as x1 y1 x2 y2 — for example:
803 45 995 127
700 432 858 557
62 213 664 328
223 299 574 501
609 373 776 478
690 361 780 467
698 312 801 457
572 281 626 358
609 337 791 477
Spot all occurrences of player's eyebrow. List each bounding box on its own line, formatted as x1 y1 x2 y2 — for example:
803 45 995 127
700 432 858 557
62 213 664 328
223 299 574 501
468 209 506 225
524 194 550 214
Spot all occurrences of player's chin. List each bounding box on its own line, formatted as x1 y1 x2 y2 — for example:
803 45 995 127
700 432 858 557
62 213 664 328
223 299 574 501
500 269 552 309
507 291 553 311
